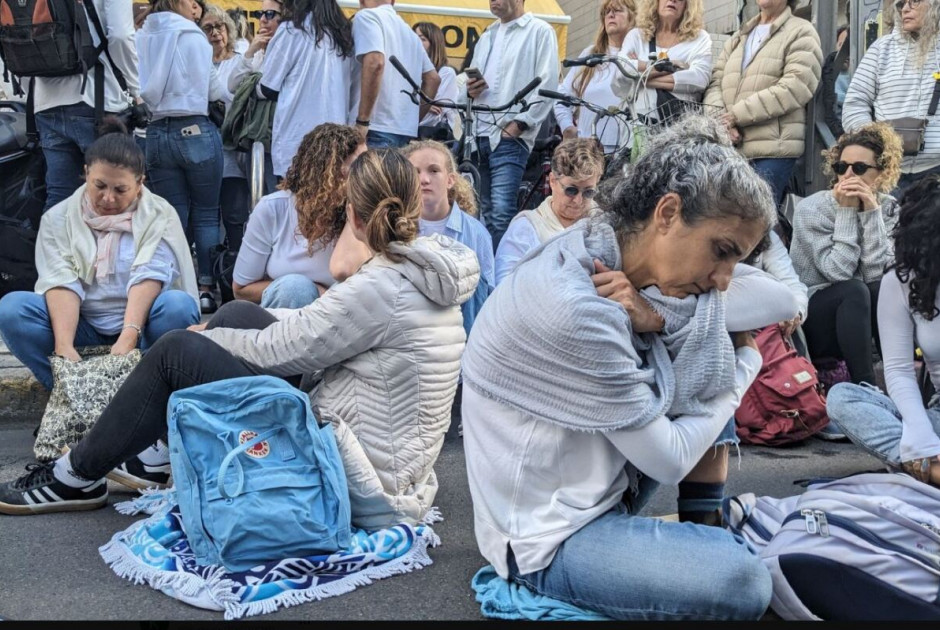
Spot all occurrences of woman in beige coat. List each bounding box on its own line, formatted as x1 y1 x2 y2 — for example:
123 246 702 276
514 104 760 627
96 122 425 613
704 0 822 205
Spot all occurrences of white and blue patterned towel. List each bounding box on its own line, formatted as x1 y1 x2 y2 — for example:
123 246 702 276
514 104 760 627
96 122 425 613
99 491 441 619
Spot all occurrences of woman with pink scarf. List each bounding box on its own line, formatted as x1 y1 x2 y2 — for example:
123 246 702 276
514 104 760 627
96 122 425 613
0 118 200 390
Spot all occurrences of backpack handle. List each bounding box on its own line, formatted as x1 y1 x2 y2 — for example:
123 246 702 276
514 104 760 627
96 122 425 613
217 428 281 500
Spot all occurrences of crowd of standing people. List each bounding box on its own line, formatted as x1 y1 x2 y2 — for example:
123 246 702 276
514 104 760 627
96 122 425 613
0 0 938 621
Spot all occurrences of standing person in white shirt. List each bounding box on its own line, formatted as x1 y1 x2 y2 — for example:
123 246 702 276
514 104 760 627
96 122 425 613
461 0 560 248
556 0 636 154
257 0 357 180
613 0 712 126
351 0 440 149
33 0 140 211
138 0 226 314
414 22 458 141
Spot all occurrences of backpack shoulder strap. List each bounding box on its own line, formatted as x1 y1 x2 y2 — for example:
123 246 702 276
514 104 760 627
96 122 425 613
82 0 128 93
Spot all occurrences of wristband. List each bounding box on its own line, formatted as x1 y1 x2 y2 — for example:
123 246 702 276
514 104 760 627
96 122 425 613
356 118 371 127
122 323 142 338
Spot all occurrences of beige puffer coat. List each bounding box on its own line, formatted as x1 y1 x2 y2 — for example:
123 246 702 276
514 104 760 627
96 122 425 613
704 7 822 159
201 234 480 530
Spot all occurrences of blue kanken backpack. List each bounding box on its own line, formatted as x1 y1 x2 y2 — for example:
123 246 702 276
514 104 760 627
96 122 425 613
167 375 351 572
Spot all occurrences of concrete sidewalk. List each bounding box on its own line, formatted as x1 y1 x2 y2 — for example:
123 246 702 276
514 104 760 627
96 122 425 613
0 340 47 427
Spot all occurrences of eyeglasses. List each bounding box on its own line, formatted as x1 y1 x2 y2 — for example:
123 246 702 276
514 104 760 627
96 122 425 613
251 9 281 20
201 22 224 33
832 161 881 176
895 0 924 11
562 185 597 199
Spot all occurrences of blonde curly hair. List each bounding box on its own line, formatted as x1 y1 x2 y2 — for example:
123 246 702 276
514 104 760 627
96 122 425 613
823 122 904 193
637 0 704 44
401 140 478 216
279 124 363 253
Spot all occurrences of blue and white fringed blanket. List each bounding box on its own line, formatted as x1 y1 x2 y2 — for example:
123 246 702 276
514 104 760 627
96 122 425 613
99 490 441 619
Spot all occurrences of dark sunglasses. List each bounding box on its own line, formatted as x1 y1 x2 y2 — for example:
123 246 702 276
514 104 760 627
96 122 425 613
251 9 281 20
895 0 923 11
833 161 881 176
562 185 597 200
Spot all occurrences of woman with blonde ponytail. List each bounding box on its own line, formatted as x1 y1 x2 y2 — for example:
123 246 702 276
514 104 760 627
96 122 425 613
3 149 481 532
403 140 495 335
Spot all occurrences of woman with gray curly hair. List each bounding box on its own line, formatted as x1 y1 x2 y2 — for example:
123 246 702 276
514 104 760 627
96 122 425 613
461 115 799 620
843 0 940 196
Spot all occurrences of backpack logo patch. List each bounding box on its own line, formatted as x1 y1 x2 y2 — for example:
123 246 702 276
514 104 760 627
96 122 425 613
238 430 270 459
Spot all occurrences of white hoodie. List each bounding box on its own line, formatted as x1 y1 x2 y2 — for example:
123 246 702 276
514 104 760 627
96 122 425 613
137 11 224 120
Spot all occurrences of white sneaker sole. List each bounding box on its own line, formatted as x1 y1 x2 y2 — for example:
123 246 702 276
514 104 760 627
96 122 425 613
105 468 171 492
0 495 107 515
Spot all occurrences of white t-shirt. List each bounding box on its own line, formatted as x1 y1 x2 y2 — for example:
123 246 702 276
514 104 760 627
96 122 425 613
261 15 357 177
352 4 434 137
419 216 449 236
420 65 458 130
743 24 771 70
232 190 336 288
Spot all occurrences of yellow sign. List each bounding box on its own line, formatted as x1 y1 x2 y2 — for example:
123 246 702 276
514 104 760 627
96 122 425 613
209 0 569 64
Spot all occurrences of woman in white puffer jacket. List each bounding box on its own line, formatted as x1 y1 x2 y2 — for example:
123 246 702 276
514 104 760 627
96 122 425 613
0 150 480 530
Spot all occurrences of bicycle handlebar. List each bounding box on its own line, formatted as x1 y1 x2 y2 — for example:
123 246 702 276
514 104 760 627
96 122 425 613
389 55 542 113
561 54 674 81
537 89 630 120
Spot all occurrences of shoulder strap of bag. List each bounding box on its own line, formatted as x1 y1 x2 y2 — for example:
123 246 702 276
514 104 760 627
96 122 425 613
83 0 130 129
648 37 656 57
929 78 940 118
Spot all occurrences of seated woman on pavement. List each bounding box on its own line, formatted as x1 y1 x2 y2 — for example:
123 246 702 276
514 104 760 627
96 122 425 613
232 124 366 309
827 176 940 487
0 148 480 530
402 140 494 335
789 122 902 386
0 118 200 391
461 116 800 620
494 138 604 285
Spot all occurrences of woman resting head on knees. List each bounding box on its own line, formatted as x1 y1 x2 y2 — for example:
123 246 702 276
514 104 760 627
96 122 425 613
402 140 494 335
704 0 822 205
0 149 480 525
413 22 458 139
461 115 800 620
842 0 940 196
0 117 200 391
557 0 635 153
232 124 366 309
495 138 604 285
827 176 940 487
790 122 903 386
614 0 712 126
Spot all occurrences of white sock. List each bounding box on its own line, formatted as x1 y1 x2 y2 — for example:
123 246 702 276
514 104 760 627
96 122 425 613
52 452 97 488
136 440 170 466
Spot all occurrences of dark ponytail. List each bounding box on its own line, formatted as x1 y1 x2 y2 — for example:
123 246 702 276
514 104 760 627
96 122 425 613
84 116 145 179
282 0 354 58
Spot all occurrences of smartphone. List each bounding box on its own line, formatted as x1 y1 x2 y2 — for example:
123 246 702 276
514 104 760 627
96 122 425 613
181 124 202 137
465 67 484 81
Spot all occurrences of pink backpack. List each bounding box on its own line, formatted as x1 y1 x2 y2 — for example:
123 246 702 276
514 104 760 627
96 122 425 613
736 326 830 446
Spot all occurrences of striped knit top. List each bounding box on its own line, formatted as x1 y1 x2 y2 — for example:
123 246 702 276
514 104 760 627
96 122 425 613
842 32 940 174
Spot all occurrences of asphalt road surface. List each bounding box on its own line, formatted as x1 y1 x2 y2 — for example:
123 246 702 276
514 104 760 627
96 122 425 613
0 415 881 621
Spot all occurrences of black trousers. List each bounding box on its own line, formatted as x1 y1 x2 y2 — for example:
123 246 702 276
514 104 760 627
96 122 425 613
70 301 300 481
220 176 250 253
802 279 881 385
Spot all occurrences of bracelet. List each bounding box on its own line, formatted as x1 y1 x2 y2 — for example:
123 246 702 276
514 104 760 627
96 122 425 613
122 323 142 338
355 118 371 127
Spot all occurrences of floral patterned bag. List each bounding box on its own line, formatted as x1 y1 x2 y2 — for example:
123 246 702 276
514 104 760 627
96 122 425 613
33 347 141 462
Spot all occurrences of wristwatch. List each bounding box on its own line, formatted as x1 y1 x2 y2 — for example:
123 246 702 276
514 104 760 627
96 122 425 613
514 121 530 132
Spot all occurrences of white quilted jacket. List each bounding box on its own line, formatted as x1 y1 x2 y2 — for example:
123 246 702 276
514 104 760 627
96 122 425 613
201 234 480 529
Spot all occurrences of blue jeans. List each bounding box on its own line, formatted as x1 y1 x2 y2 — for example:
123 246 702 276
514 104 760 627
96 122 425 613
35 102 98 211
366 130 413 149
474 136 530 248
260 274 320 309
507 500 771 620
827 382 940 468
145 116 222 286
0 290 200 390
751 158 797 207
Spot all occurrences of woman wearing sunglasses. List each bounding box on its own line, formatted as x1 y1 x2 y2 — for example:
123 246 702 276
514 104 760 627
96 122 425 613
843 0 940 197
790 123 903 387
227 1 283 88
494 139 605 285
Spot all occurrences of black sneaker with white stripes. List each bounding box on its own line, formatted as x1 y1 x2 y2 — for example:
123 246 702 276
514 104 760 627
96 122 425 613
107 456 171 491
0 463 107 515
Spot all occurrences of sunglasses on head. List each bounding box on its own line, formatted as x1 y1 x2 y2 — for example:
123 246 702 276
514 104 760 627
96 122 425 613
833 161 881 176
562 185 597 199
895 0 924 11
251 9 281 20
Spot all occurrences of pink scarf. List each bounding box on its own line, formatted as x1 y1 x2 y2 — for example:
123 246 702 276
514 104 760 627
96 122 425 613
81 194 137 282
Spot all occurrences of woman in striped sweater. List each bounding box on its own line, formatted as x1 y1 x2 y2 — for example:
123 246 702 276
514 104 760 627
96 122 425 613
842 0 940 196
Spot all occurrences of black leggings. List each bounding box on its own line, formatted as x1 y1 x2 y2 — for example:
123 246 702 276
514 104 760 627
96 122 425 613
69 301 299 481
802 279 881 385
220 176 250 253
